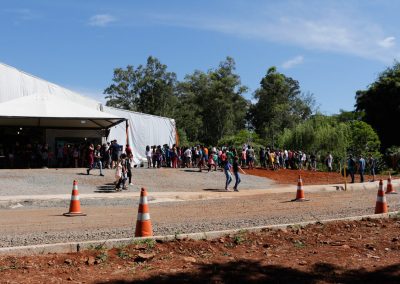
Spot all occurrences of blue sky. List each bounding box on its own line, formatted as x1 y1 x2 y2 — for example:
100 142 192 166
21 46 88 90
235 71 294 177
1 0 399 114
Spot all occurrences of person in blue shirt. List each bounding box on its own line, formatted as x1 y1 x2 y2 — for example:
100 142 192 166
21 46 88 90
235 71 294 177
358 155 366 183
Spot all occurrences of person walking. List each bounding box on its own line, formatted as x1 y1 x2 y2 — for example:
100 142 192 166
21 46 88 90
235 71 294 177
326 152 333 172
103 142 111 169
259 147 266 168
347 154 356 183
247 146 255 169
145 145 152 168
207 151 217 172
87 144 104 176
73 145 80 168
233 156 246 191
223 159 233 191
86 143 94 171
115 153 128 191
110 140 121 169
125 154 133 185
358 155 366 183
368 155 376 182
310 153 317 171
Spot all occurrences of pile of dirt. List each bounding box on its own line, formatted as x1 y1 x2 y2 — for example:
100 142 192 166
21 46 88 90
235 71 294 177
246 168 389 185
1 217 400 283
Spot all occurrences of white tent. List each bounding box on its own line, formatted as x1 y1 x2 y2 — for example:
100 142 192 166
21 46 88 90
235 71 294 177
0 61 177 164
105 107 177 164
0 62 101 110
0 93 125 129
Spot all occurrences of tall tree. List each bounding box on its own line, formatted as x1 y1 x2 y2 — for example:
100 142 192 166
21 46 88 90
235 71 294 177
249 67 313 146
355 62 400 149
177 57 248 145
104 56 178 117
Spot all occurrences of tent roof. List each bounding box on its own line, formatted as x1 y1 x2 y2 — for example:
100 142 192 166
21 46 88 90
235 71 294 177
0 62 101 109
0 93 125 129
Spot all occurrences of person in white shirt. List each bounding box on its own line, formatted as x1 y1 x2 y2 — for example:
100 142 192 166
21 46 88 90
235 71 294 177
145 145 152 168
184 147 192 168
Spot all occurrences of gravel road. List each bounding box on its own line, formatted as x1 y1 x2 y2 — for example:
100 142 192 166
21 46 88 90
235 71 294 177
1 187 399 247
0 167 274 196
1 168 399 248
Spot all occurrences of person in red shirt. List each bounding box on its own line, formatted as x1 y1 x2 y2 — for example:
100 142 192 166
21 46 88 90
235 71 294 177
221 149 227 163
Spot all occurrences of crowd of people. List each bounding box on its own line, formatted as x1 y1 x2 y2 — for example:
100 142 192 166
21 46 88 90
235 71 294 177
346 154 377 183
1 140 377 191
0 141 104 169
0 142 56 168
142 144 378 188
85 139 134 191
143 144 337 172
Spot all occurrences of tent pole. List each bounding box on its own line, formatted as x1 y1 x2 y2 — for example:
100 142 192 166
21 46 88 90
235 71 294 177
126 120 129 146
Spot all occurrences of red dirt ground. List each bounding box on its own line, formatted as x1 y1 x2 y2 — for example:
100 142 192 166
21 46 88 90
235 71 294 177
1 169 398 283
246 168 391 185
1 217 400 283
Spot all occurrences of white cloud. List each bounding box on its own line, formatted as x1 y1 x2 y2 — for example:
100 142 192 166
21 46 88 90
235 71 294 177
378 36 395 48
88 14 116 27
149 3 400 63
282 55 304 69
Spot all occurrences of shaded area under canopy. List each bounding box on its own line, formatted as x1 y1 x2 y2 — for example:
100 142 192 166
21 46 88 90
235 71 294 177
0 93 125 129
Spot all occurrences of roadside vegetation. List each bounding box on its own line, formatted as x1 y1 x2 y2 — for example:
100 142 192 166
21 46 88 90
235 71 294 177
104 57 400 174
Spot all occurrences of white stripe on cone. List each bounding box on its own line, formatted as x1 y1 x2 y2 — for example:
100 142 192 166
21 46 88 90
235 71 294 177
376 196 386 203
140 196 148 204
71 195 80 201
137 213 151 221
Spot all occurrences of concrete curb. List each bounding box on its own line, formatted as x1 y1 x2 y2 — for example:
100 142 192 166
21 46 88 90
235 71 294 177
1 180 399 204
1 211 398 256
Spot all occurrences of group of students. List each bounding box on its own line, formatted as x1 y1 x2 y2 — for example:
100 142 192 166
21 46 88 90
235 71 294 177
86 140 134 191
144 144 336 173
346 154 376 183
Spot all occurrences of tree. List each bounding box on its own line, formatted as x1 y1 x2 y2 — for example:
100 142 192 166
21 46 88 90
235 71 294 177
177 57 248 145
104 56 178 117
248 67 314 147
334 109 364 123
277 114 350 159
355 61 400 149
277 114 381 166
218 129 263 148
347 120 381 158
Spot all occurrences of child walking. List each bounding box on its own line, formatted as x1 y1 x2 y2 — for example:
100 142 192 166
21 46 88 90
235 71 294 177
207 152 217 172
115 154 128 191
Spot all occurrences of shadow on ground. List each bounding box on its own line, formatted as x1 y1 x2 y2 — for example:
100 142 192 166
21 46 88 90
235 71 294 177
183 169 203 173
202 188 228 192
97 261 400 283
95 183 116 193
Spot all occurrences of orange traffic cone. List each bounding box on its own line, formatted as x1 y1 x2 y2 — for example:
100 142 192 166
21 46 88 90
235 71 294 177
291 175 309 202
375 179 388 214
135 187 153 237
63 180 86 217
385 174 397 194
